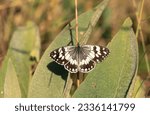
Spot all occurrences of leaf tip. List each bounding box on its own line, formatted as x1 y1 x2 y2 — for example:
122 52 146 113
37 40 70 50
123 17 133 28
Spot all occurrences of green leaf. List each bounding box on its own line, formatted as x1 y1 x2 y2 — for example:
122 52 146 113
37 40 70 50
73 18 138 98
28 0 110 97
30 27 41 62
0 21 40 97
127 76 145 98
4 59 21 98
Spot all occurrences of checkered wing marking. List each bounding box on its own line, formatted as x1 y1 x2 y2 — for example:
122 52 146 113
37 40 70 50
61 46 78 73
79 60 96 73
92 45 110 63
64 61 78 73
78 45 96 73
50 46 73 65
50 46 79 73
78 45 109 73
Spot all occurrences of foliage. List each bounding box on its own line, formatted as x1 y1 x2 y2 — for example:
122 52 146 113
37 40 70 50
0 21 41 97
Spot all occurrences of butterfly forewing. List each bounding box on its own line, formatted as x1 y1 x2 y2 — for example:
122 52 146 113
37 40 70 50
90 45 110 63
50 47 66 65
50 46 74 65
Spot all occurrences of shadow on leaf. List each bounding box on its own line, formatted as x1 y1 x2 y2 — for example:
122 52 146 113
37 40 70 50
47 61 68 81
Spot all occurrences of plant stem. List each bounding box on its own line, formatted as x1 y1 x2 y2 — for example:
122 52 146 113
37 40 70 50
134 0 149 76
75 0 79 45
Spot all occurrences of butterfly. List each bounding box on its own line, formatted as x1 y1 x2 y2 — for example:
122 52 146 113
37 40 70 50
50 44 110 73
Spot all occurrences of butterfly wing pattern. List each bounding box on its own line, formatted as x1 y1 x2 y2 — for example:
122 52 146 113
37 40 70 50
50 45 110 73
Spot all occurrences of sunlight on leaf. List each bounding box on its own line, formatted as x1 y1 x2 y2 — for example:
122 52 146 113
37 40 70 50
4 59 21 98
127 76 145 98
73 18 138 98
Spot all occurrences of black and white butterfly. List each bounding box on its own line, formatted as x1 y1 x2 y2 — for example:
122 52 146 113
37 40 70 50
50 44 110 73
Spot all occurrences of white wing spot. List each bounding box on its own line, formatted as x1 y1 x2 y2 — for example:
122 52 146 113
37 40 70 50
102 48 105 50
58 48 62 52
86 57 90 63
103 51 107 55
80 60 84 65
60 50 63 54
59 54 63 58
97 52 101 55
89 51 95 58
65 52 68 56
53 54 56 58
65 54 70 60
96 46 100 51
96 54 99 57
61 56 64 60
70 59 74 64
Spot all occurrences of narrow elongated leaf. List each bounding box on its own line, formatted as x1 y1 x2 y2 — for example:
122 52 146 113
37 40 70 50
4 59 21 98
127 76 145 98
73 18 138 97
28 0 110 97
0 21 40 97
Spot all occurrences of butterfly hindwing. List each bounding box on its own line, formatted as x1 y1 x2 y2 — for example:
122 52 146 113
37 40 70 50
79 60 96 73
64 61 78 73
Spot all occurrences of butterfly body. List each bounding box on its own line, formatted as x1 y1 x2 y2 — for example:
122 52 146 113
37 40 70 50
50 44 110 73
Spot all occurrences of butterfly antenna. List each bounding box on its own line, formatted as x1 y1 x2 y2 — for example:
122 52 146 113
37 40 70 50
75 0 79 46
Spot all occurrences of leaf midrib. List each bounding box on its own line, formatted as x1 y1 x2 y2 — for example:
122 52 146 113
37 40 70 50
113 34 128 97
